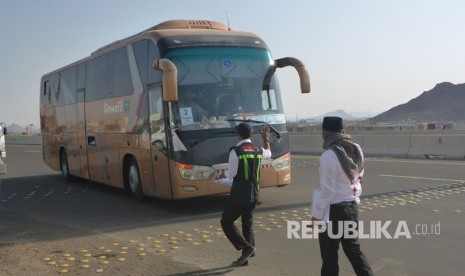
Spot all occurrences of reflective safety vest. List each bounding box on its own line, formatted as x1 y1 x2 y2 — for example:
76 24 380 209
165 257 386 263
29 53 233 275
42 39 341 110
229 142 263 206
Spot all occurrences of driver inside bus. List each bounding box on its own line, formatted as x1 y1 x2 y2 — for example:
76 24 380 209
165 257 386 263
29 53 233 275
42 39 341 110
220 90 250 116
174 89 208 126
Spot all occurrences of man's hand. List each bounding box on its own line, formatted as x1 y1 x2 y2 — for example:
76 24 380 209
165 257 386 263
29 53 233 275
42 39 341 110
262 125 270 149
261 125 270 141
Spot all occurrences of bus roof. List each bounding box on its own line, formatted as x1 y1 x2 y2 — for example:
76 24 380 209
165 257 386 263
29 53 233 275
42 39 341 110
92 19 267 56
42 20 268 78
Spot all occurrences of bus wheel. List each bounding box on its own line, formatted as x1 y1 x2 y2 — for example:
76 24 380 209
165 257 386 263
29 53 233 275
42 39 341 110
126 158 144 201
60 150 72 182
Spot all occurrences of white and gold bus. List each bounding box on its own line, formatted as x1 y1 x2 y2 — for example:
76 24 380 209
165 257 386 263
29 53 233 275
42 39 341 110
40 20 310 200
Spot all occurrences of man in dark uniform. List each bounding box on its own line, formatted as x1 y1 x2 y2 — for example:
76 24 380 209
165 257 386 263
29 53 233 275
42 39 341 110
218 122 271 267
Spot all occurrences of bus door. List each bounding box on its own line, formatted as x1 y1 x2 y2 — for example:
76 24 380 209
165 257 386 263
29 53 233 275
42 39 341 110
76 89 89 179
148 86 172 199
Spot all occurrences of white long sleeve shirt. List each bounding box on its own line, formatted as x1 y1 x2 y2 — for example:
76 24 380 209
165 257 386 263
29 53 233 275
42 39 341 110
311 143 364 221
225 138 272 179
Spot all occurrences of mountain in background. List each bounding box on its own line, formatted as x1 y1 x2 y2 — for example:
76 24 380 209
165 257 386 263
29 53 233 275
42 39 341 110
5 124 40 134
369 82 465 123
6 124 25 134
301 109 375 122
323 109 352 118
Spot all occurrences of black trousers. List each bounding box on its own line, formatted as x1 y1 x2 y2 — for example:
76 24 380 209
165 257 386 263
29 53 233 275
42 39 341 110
220 199 256 251
318 203 374 276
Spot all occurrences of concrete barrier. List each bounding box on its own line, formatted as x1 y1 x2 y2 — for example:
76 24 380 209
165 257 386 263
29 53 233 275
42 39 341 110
288 134 323 155
408 134 465 159
290 130 465 160
358 134 411 157
5 135 42 145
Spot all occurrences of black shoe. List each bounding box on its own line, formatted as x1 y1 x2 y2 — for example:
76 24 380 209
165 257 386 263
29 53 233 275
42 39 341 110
231 246 255 267
244 247 255 257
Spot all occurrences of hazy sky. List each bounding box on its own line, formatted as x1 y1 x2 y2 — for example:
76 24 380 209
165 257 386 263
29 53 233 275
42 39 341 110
1 0 465 126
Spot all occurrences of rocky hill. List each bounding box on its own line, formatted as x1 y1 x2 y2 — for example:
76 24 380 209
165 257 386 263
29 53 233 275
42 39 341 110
6 123 25 134
369 82 465 123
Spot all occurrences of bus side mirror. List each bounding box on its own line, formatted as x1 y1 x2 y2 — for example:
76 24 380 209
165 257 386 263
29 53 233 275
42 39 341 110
263 57 310 94
3 128 6 136
153 58 179 102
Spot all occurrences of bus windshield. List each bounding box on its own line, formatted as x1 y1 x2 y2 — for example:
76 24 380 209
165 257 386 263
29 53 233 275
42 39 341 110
165 47 285 131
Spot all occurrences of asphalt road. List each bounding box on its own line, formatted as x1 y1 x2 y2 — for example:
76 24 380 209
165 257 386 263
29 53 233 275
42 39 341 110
1 145 464 275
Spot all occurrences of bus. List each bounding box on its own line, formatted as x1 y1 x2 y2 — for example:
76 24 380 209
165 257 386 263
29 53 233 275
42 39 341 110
40 20 310 200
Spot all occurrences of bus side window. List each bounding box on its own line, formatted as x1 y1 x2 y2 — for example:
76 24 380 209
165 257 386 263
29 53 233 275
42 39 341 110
261 89 278 111
149 87 165 150
113 47 133 97
47 80 52 105
132 40 148 86
42 80 52 106
147 41 162 85
77 63 86 90
59 67 77 105
49 74 59 106
86 53 114 101
43 80 48 96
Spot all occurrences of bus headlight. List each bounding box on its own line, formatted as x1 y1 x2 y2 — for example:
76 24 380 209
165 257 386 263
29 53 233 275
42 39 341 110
176 163 215 181
271 153 291 172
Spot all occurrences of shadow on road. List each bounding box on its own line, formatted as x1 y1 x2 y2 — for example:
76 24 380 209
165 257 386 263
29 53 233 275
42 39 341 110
0 173 308 247
3 171 448 248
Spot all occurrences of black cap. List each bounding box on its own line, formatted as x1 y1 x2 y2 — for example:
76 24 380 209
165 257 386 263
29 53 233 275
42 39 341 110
322 116 343 133
236 122 252 138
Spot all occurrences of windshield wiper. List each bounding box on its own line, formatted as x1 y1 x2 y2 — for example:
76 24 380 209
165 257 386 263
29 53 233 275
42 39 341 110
174 128 238 148
226 118 282 140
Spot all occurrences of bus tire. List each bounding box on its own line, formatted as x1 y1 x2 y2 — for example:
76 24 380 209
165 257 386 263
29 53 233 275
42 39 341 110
60 149 72 182
125 157 144 201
